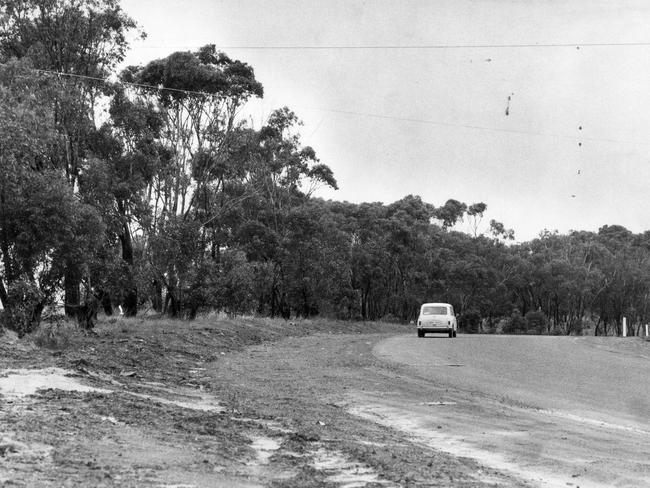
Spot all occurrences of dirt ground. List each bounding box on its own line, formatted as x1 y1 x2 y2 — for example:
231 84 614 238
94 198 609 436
0 316 530 488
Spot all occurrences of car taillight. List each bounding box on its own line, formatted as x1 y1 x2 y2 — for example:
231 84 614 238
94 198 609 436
448 321 450 325
418 321 421 326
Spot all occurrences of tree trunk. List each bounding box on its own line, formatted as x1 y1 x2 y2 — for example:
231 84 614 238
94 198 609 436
99 289 113 315
270 276 278 317
77 296 99 330
302 285 310 317
151 279 163 313
30 300 45 333
280 293 290 319
1 189 10 308
119 222 138 316
165 287 181 317
64 266 81 317
122 283 138 317
0 277 7 309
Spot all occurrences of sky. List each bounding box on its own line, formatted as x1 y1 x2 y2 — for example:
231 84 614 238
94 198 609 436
119 0 650 241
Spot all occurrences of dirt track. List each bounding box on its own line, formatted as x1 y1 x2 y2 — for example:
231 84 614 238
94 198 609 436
0 321 648 487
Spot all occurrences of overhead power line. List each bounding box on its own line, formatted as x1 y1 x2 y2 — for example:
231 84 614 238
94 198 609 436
304 107 650 147
31 68 215 98
132 42 650 50
23 67 650 147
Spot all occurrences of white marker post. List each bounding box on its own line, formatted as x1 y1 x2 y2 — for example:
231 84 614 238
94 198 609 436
622 317 627 337
646 324 649 338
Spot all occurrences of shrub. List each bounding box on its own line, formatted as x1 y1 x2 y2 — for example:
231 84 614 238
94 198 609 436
379 313 401 324
573 321 584 336
459 309 482 333
218 251 256 315
495 318 508 334
31 320 77 350
482 316 497 334
524 310 547 335
502 310 527 334
0 279 44 337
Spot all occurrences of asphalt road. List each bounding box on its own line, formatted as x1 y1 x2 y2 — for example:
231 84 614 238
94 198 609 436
363 334 650 487
374 334 650 427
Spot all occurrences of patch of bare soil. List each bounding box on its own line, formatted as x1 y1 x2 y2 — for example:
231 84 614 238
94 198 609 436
0 318 534 487
209 334 530 488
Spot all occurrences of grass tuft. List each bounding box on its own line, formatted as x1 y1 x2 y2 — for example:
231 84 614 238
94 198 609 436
31 319 79 350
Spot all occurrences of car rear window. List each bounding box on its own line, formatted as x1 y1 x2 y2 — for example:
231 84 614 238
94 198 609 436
421 306 448 315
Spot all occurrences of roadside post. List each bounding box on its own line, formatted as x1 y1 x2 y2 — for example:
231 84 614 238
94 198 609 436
646 324 649 337
622 317 627 337
0 262 4 310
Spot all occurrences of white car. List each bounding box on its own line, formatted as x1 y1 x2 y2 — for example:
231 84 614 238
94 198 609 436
417 303 457 338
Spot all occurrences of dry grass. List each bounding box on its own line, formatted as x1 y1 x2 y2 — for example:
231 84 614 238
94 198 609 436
30 319 80 350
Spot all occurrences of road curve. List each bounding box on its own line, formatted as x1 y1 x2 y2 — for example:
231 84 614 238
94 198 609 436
360 334 650 487
374 334 650 427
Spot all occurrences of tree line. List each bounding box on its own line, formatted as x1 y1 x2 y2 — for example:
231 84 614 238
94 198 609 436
0 0 646 337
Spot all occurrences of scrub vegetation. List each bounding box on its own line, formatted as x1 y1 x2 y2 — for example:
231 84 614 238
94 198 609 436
0 0 647 338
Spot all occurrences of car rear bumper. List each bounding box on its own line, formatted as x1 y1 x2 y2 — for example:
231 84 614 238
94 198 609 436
417 326 453 333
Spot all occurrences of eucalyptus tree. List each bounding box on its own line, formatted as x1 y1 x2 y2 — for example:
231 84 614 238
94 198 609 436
0 0 139 315
591 225 650 336
126 44 263 220
234 107 337 317
466 202 487 237
0 61 103 333
118 45 263 315
122 49 338 317
434 199 467 230
79 87 171 315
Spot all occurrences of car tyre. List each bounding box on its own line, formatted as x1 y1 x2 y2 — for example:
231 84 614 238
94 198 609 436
448 330 453 338
417 330 424 338
453 330 457 338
